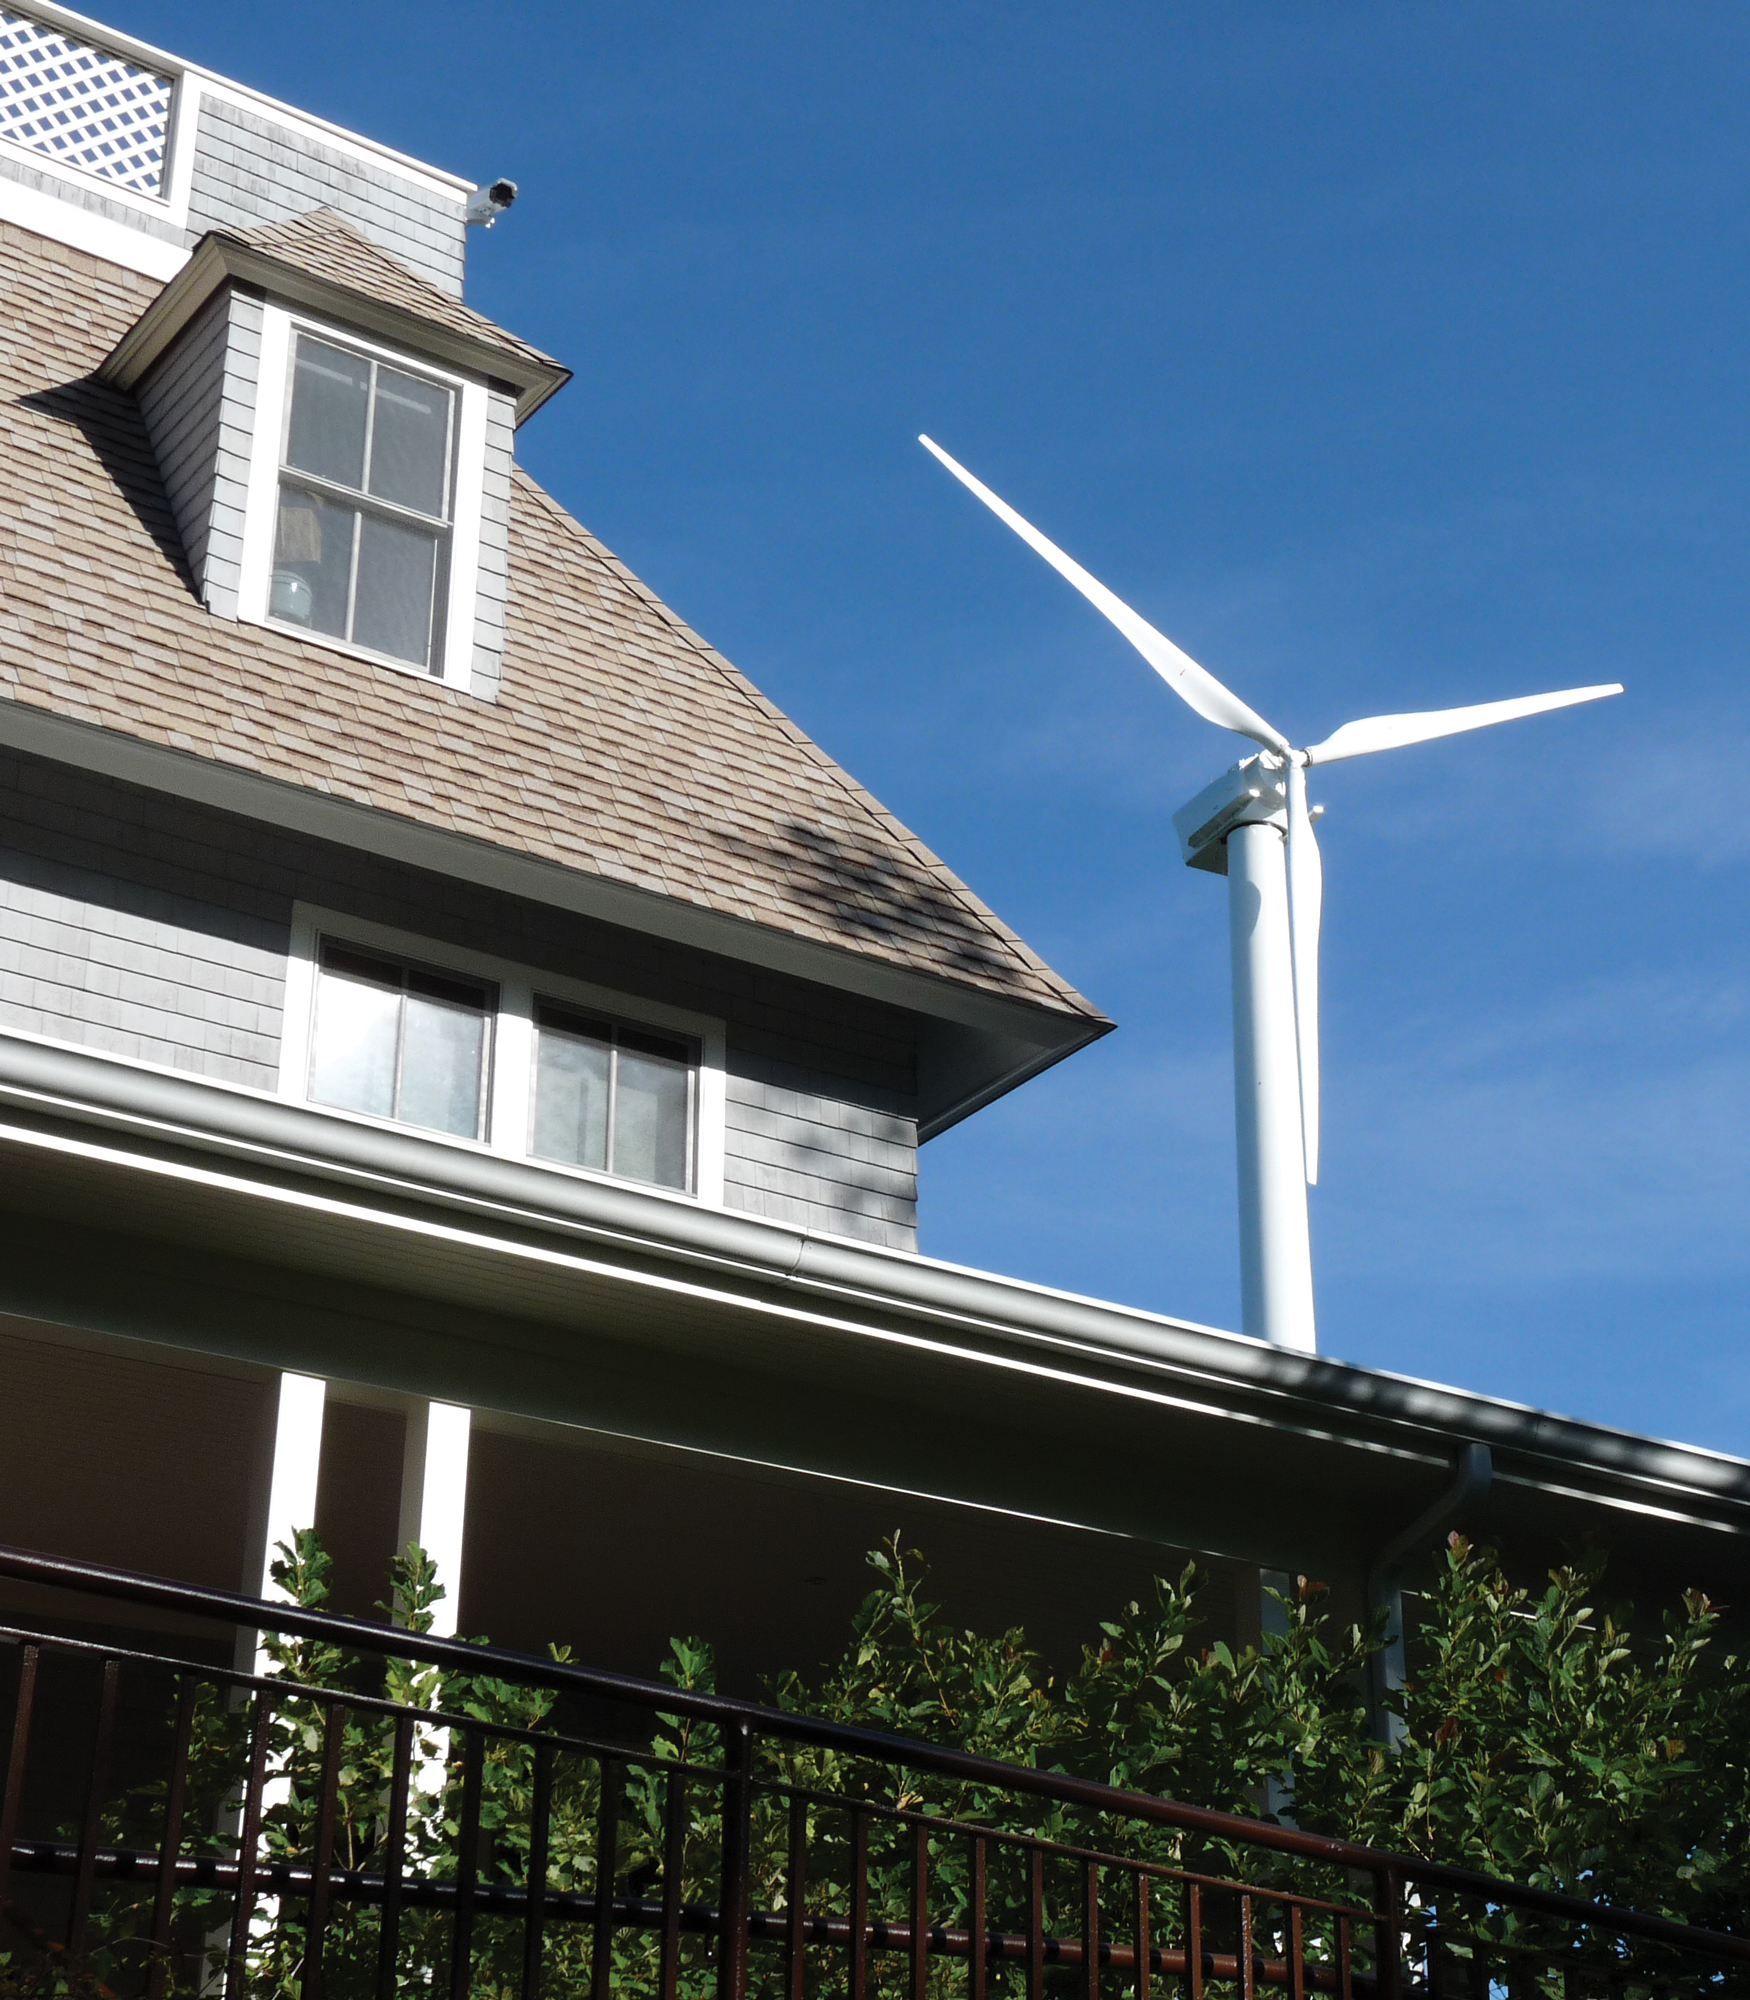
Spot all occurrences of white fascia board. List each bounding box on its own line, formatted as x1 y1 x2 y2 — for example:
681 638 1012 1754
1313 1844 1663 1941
0 697 1099 1062
0 173 187 280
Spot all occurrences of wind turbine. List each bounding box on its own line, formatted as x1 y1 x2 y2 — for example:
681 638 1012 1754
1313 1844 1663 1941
921 435 1622 1354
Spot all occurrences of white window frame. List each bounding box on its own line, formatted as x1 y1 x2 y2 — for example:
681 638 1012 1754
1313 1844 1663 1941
278 904 727 1206
238 304 489 694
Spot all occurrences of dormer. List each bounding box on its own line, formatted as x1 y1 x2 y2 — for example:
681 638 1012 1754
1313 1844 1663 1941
99 210 569 699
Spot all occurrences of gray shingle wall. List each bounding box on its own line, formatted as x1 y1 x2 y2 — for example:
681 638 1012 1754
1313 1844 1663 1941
0 755 920 1248
0 758 286 1087
186 96 467 298
135 284 263 617
468 388 516 701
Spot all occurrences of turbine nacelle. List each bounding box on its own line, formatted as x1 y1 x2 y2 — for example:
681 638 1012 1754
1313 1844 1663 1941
1172 755 1309 875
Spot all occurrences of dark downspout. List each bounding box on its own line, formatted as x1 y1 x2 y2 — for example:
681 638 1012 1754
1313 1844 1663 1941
1364 1442 1492 1743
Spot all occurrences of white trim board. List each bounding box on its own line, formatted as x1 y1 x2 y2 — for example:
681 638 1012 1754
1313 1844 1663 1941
0 173 187 280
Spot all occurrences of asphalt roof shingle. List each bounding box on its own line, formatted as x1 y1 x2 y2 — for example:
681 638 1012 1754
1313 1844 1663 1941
227 208 564 377
0 218 1100 1021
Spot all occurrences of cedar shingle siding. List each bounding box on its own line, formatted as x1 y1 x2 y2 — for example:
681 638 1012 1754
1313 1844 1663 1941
186 98 467 297
0 749 921 1246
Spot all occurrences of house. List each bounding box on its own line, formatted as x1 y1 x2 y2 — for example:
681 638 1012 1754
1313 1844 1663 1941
0 0 1746 1714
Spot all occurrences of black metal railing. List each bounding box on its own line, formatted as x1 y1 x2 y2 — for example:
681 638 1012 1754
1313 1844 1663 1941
0 1543 1745 1999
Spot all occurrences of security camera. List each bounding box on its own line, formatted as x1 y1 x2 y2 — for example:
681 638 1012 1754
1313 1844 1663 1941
465 178 518 227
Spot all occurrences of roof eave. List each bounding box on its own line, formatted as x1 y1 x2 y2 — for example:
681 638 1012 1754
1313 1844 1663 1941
0 696 1107 1131
98 231 571 423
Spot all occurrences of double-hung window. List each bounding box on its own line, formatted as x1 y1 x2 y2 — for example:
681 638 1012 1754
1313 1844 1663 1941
308 941 493 1140
270 333 455 672
293 923 713 1197
530 1003 696 1192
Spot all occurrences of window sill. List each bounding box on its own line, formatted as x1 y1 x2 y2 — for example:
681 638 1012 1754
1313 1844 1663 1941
243 605 478 695
301 1088 702 1205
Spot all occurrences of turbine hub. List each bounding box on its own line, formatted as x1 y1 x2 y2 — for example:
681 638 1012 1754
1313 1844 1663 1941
1172 753 1290 875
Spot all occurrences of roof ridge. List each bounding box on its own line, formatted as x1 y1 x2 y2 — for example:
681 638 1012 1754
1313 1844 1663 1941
509 469 1102 1018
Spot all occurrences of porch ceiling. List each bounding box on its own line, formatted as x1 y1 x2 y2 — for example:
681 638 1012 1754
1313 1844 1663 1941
0 1028 1744 1601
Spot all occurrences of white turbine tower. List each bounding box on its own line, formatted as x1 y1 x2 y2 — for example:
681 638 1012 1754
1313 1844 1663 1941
921 435 1622 1354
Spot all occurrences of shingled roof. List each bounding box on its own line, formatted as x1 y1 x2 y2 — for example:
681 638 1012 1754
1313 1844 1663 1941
0 219 1103 1028
229 209 562 377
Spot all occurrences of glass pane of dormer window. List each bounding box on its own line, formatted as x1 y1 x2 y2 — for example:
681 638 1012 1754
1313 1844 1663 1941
353 516 439 664
274 488 354 639
531 1003 694 1191
271 333 454 673
286 339 369 490
370 366 451 515
309 942 492 1140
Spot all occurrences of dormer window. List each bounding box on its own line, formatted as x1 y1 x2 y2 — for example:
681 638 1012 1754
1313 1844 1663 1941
270 333 456 672
104 210 569 699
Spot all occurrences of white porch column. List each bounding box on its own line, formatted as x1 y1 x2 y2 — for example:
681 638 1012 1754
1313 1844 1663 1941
243 1370 327 1674
396 1400 472 1635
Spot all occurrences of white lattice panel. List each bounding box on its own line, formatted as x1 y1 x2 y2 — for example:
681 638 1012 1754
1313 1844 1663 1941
0 9 172 198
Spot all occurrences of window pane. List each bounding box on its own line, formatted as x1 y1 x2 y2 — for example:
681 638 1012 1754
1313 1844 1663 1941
309 947 400 1119
353 514 438 667
272 487 354 637
285 337 369 489
399 969 488 1138
531 1012 612 1171
369 366 451 517
612 1041 691 1189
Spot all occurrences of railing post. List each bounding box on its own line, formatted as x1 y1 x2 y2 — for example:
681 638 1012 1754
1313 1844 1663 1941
224 1687 271 2000
1181 1881 1202 2000
1131 1869 1150 2000
302 1700 346 2000
1237 1892 1254 2000
593 1756 623 2000
717 1717 753 2000
149 1674 198 2000
69 1656 120 1958
452 1728 485 2000
375 1713 415 2000
659 1766 687 2000
911 1819 931 2000
787 1791 808 2000
1372 1867 1403 2000
969 1833 989 2000
524 1740 555 2000
0 1645 38 1928
1083 1859 1100 2000
848 1806 870 2000
1027 1845 1045 2000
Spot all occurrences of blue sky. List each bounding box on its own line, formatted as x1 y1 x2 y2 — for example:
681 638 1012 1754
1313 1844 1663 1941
113 2 1750 1451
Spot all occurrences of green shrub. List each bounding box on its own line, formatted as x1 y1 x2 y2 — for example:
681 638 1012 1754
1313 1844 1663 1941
53 1528 1749 1995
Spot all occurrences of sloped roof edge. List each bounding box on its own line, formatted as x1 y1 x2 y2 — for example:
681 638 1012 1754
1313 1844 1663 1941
99 226 571 423
0 694 1110 1137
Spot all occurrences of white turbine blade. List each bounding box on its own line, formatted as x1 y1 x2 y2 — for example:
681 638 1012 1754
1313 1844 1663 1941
919 436 1290 752
1286 761 1322 1187
1303 684 1623 765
